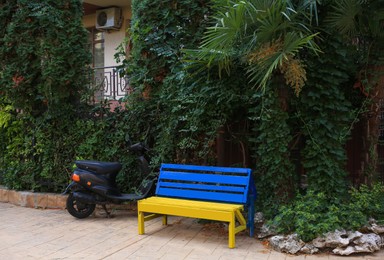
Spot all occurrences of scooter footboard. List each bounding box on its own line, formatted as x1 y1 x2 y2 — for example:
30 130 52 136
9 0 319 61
72 191 97 204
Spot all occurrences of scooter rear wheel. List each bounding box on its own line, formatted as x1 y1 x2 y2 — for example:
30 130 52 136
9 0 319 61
66 193 96 219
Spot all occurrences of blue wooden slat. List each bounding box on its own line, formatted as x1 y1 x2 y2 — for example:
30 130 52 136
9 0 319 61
159 171 249 185
155 164 253 205
161 163 251 175
157 187 247 204
158 181 246 193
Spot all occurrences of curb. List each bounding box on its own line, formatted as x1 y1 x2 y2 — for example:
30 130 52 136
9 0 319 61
0 186 67 210
0 186 136 212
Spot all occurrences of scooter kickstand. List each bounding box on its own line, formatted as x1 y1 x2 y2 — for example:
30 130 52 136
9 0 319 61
102 205 111 218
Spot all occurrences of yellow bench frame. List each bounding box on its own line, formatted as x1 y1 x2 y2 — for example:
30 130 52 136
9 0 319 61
138 197 247 248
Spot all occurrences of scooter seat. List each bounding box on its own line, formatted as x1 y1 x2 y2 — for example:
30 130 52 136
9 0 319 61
75 160 122 175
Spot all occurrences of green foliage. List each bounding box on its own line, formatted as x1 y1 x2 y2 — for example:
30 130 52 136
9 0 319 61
0 101 144 192
271 184 384 242
0 0 92 191
0 104 13 128
185 0 320 93
251 86 296 217
349 183 384 221
120 0 241 166
297 35 358 197
0 1 147 193
73 103 145 192
124 0 210 90
326 0 384 41
1 110 79 191
271 191 364 242
0 0 91 115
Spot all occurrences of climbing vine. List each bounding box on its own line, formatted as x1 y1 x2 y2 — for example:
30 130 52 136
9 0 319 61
0 0 90 114
0 0 91 191
119 0 236 166
250 84 296 217
297 35 358 197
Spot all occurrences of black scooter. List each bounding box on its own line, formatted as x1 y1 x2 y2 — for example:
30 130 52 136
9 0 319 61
63 142 156 219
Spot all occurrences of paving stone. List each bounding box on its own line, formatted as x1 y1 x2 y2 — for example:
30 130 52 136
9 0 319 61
245 250 271 260
186 251 221 260
1 202 383 259
268 250 288 260
305 254 330 259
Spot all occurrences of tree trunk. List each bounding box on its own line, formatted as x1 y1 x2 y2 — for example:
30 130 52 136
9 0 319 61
360 65 384 185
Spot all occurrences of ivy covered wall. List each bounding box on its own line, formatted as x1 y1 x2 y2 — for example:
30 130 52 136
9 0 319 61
0 0 91 191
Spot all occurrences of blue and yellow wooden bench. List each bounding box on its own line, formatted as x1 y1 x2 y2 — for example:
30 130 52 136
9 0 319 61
137 163 257 248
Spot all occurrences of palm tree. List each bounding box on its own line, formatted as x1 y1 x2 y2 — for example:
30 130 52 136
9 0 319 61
326 0 384 185
186 0 321 95
184 0 322 211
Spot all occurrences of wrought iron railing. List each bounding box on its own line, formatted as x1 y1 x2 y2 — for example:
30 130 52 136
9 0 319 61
90 66 129 100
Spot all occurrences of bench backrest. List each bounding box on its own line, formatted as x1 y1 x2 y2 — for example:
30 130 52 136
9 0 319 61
156 163 256 204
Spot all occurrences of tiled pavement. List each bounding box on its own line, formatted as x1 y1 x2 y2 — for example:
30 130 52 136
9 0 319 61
1 202 384 259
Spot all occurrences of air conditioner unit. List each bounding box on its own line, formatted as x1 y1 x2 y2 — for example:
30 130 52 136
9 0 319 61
96 7 122 30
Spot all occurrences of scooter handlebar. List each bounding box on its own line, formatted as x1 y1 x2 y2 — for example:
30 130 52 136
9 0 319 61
129 142 149 153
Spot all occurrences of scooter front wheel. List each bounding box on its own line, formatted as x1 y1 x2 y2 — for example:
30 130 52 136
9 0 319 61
66 193 96 219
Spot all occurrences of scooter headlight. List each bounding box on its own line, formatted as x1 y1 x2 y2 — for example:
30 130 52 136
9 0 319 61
71 173 80 182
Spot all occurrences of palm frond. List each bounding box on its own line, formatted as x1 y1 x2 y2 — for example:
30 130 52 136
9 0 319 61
184 0 320 92
255 1 286 42
363 1 384 39
295 0 320 25
326 0 362 37
190 0 263 76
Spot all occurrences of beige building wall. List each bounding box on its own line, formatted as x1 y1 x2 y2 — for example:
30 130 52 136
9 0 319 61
82 6 131 67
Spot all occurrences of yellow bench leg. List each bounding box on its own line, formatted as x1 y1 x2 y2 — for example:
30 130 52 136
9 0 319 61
162 215 168 225
138 211 145 235
228 212 235 248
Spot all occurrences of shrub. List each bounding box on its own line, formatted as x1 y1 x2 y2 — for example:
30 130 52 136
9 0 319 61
271 184 384 242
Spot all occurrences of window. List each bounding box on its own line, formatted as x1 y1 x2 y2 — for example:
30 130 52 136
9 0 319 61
89 28 104 68
88 28 105 101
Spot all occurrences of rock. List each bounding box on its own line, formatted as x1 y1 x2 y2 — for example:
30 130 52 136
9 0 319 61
355 233 382 250
333 246 364 256
369 223 384 234
300 243 319 254
269 234 305 254
347 231 364 242
254 212 264 224
257 223 277 239
312 230 362 248
332 233 382 255
369 218 377 225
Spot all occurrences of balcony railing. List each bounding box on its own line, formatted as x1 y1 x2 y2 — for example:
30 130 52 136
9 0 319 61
90 66 129 100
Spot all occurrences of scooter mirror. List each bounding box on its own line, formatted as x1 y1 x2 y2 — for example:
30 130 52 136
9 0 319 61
125 133 132 146
129 142 150 153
